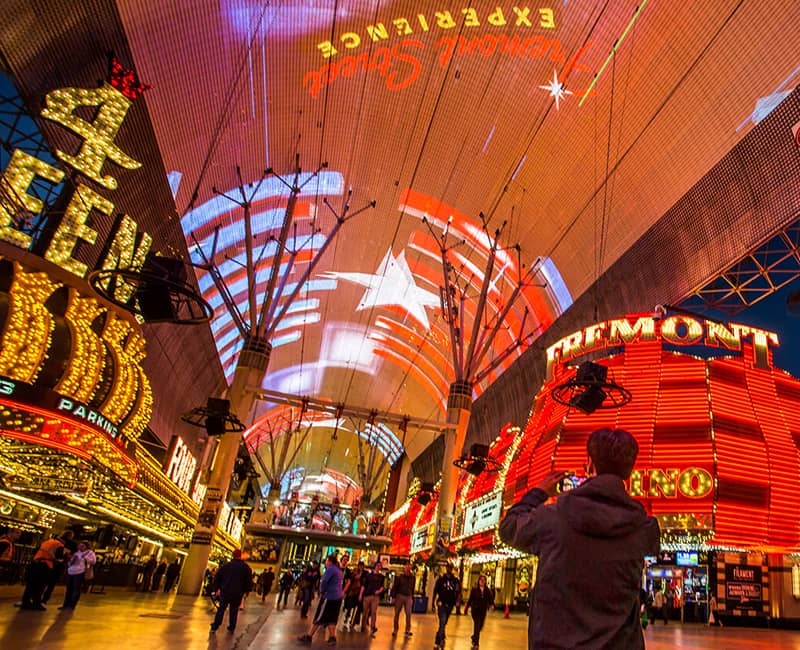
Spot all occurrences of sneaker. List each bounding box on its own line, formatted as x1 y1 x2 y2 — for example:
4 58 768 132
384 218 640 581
371 628 377 637
392 630 398 637
327 638 337 645
297 634 313 644
405 631 413 637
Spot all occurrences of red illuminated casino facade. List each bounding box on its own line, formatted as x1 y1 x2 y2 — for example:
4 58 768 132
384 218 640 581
509 313 800 552
390 313 800 556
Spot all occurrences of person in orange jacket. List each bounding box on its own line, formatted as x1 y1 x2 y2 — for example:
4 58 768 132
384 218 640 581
20 530 74 610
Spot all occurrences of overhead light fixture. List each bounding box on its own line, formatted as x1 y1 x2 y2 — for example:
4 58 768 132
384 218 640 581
88 251 213 325
551 361 632 414
181 397 245 437
453 443 501 476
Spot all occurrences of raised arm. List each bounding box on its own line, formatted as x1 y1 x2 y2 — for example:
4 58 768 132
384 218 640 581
498 471 565 553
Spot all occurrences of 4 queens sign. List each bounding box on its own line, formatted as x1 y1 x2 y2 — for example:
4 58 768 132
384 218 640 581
0 59 154 304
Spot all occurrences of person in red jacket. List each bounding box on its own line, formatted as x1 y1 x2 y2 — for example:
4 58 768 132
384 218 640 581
20 530 74 610
0 528 21 584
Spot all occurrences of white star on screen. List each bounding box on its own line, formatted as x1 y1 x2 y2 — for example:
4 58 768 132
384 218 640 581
539 68 572 110
321 249 439 330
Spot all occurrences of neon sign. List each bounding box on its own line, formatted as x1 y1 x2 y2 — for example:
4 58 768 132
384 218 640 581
0 61 153 294
56 398 120 440
546 314 780 378
628 467 713 499
165 436 198 494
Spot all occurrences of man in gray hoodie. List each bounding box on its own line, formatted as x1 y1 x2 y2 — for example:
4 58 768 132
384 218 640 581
499 428 660 650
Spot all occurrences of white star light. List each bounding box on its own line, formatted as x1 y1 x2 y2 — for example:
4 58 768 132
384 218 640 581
321 249 439 330
539 68 572 110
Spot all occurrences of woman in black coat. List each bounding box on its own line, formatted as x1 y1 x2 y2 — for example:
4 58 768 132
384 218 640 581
466 575 495 650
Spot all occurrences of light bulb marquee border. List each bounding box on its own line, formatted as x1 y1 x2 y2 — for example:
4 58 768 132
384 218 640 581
1 66 159 313
545 313 780 380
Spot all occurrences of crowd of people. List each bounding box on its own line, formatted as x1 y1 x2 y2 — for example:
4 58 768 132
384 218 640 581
204 545 501 648
1 427 729 649
1 528 186 614
138 555 182 592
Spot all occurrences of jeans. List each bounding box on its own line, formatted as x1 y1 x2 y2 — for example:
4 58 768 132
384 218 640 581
63 573 84 609
212 594 243 631
393 594 412 633
436 602 454 645
278 586 291 607
471 610 487 645
363 594 380 631
301 587 313 617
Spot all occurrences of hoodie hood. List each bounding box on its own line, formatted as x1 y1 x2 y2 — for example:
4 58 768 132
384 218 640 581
558 474 648 538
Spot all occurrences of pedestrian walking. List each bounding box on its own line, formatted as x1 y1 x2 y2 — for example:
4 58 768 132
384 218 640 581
391 563 414 638
260 567 275 602
41 530 76 606
277 569 294 608
209 549 253 634
20 530 73 610
466 575 494 650
299 561 321 618
0 528 21 584
359 560 385 637
341 560 363 630
152 559 167 591
298 554 344 645
432 563 461 650
708 594 723 627
163 559 181 592
654 588 669 624
140 555 157 592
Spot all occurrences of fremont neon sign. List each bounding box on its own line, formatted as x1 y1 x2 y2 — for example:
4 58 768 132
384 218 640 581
546 314 779 378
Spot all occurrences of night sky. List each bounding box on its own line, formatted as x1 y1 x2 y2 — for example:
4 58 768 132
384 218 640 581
702 276 800 378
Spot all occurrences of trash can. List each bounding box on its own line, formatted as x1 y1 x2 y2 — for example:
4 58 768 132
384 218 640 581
412 595 428 613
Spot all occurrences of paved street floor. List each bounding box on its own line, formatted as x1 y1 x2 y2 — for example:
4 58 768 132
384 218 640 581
2 586 800 649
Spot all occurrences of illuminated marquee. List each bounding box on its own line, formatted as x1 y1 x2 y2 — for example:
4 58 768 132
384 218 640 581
0 383 137 483
0 62 153 292
0 260 152 443
628 467 713 499
165 436 198 494
545 314 779 378
504 312 800 551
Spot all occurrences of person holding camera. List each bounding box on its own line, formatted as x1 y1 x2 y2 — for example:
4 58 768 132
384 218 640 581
499 428 660 650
